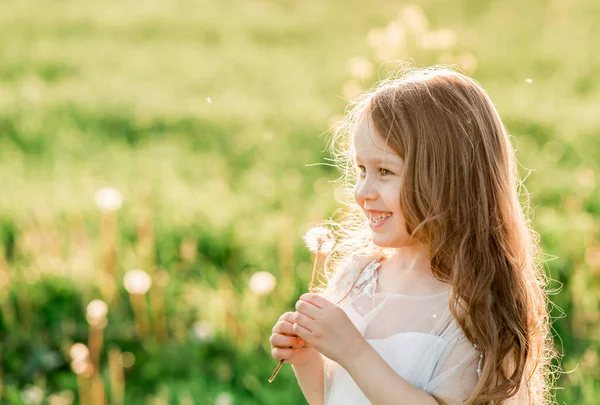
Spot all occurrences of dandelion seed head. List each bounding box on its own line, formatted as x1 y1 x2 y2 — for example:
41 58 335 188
303 226 335 254
86 299 108 323
94 187 123 212
123 269 152 295
69 343 89 362
249 271 276 296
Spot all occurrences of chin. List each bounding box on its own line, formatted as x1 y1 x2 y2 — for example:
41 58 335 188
372 232 410 248
371 236 398 248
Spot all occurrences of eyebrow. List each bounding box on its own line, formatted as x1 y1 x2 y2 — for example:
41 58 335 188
355 156 402 166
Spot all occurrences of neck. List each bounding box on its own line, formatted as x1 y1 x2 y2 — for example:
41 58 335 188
386 243 431 275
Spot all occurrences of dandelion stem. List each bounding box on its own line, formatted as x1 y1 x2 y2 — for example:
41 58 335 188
269 225 334 383
268 360 284 383
309 245 321 293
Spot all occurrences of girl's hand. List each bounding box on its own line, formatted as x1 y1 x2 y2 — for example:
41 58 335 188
293 293 366 366
270 311 317 366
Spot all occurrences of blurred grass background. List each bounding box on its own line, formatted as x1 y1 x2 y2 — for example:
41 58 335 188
0 0 599 404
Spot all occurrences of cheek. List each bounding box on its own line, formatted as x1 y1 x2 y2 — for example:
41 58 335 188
380 185 400 209
352 181 362 204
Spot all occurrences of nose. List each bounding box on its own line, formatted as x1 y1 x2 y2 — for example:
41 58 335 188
354 176 378 204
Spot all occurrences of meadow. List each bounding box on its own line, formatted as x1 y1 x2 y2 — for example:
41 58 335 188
0 0 599 403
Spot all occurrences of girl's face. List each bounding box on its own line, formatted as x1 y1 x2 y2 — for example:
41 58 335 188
353 116 409 248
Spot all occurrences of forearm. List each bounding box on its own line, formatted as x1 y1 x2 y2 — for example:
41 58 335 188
341 340 439 405
291 350 325 405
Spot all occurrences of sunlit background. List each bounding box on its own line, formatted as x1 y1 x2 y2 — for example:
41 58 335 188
0 0 599 404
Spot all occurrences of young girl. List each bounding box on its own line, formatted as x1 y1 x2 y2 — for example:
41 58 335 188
269 66 557 405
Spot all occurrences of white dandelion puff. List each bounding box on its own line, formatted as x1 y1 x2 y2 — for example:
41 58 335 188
303 226 335 254
249 271 277 296
123 269 152 295
94 187 123 212
69 343 89 362
86 299 108 325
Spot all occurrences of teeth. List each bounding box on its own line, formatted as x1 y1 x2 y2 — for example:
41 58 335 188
370 213 391 223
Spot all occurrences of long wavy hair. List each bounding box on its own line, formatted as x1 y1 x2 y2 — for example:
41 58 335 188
319 65 558 404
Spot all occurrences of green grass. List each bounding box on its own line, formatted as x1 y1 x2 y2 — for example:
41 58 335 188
0 0 599 403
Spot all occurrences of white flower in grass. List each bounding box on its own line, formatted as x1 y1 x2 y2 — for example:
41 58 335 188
303 226 335 254
215 392 233 405
123 269 152 295
249 271 276 296
94 187 123 211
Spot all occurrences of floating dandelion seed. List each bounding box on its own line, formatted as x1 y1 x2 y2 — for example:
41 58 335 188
207 97 212 103
303 226 335 254
249 271 277 296
525 78 533 84
94 187 123 212
123 269 152 295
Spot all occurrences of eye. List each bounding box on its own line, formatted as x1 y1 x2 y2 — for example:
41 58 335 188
357 166 393 177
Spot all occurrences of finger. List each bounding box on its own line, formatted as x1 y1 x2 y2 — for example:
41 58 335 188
272 321 297 336
278 312 295 322
294 312 315 330
270 333 305 348
271 347 294 362
295 300 319 319
292 321 312 340
300 293 331 309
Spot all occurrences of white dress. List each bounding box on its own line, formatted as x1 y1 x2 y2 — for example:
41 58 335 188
321 255 526 405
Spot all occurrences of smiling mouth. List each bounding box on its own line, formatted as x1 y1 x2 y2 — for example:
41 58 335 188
369 213 392 224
